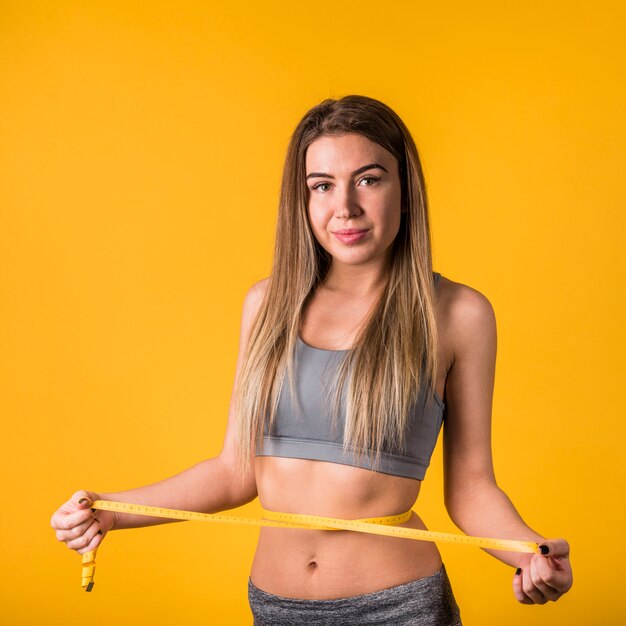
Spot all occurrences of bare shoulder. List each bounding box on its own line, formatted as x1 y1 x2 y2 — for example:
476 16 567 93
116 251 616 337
436 274 497 363
237 277 271 339
249 276 270 297
245 277 271 311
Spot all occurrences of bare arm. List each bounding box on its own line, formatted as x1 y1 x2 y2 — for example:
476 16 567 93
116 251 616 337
51 278 269 550
95 456 255 531
442 284 543 566
441 281 572 602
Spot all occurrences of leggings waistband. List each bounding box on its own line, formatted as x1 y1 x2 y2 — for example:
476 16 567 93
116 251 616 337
248 563 462 625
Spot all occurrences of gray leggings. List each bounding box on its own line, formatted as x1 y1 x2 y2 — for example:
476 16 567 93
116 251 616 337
248 563 463 625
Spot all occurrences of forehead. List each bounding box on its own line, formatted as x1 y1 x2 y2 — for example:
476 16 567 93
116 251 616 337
305 133 396 172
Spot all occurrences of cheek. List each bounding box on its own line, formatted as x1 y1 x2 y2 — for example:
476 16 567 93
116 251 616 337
306 205 328 236
379 194 402 237
382 216 401 246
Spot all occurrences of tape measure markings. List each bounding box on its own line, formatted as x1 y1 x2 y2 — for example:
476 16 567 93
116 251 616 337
80 499 539 591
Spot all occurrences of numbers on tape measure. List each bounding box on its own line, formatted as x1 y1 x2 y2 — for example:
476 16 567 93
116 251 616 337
91 500 539 553
81 499 538 591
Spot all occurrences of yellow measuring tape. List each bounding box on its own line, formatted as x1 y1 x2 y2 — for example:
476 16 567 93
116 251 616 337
81 499 540 591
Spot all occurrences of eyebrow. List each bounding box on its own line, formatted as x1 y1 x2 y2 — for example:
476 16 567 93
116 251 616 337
305 162 389 180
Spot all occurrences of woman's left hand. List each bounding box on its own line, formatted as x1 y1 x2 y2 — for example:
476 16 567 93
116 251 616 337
512 538 573 604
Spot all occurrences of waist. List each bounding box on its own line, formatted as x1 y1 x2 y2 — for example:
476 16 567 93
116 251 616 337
251 507 443 598
261 506 414 530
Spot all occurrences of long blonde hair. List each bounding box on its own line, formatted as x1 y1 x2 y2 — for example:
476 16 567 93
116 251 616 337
234 95 439 477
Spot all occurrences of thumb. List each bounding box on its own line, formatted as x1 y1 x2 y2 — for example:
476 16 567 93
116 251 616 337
537 538 570 558
72 490 98 509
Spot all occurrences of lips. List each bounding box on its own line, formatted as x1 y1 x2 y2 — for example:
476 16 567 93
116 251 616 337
333 229 369 244
333 229 369 235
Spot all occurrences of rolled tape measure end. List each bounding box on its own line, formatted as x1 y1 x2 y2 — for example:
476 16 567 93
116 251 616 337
81 548 97 592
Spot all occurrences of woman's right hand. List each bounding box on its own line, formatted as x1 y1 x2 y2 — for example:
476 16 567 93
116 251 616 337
50 490 116 555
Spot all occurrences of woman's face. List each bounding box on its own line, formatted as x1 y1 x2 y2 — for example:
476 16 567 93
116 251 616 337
305 133 402 270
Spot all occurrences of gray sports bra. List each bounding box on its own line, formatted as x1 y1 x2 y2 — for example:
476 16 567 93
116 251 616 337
255 272 445 480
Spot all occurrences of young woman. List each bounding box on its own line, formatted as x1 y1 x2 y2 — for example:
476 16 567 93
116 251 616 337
51 95 573 625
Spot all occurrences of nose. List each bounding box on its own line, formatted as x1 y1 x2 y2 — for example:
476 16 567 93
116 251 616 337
334 184 361 219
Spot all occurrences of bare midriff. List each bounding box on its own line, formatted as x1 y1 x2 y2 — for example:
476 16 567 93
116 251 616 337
250 455 443 600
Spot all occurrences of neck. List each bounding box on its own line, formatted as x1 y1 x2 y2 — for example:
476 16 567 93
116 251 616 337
323 257 391 298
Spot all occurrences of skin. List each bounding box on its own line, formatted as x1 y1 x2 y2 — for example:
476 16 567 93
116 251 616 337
51 132 572 605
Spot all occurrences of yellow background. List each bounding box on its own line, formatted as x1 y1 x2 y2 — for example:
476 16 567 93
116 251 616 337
1 1 624 624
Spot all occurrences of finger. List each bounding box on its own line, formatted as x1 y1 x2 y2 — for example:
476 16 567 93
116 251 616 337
67 518 104 552
73 491 97 508
520 567 549 605
535 552 573 594
537 538 570 559
76 522 106 555
51 490 98 529
52 506 95 531
530 556 561 602
55 514 96 543
512 568 534 604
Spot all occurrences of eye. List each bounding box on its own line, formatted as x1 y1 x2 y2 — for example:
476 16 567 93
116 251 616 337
359 175 380 187
310 182 332 192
